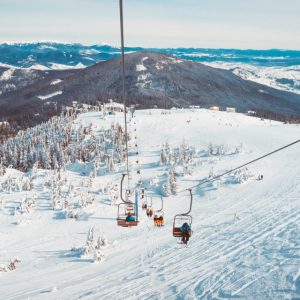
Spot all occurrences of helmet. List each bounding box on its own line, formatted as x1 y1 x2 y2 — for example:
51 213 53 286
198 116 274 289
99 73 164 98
183 222 188 226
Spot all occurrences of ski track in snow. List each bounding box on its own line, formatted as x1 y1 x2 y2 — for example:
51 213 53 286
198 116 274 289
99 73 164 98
0 109 299 299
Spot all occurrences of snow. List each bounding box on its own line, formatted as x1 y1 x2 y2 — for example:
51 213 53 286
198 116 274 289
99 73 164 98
79 49 101 55
38 45 57 51
2 83 16 90
168 56 183 64
50 79 63 85
136 57 149 72
155 56 183 70
184 53 214 58
136 57 152 86
204 62 300 95
0 121 9 126
155 64 164 70
136 73 152 88
0 62 14 69
0 109 299 299
29 64 50 71
136 64 147 72
0 68 14 81
0 40 71 46
38 91 63 100
49 63 86 70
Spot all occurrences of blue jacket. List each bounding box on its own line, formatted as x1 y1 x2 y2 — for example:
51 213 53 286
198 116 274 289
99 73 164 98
180 224 191 232
126 215 136 222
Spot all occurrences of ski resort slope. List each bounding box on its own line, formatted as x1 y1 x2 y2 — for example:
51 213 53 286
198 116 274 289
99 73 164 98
0 109 300 300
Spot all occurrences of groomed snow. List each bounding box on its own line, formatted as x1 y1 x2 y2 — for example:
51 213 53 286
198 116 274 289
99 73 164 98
0 109 299 299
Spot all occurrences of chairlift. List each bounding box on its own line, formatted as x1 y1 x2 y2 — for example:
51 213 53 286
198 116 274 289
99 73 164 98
173 189 193 244
142 195 152 211
153 196 164 227
117 174 138 227
146 205 154 218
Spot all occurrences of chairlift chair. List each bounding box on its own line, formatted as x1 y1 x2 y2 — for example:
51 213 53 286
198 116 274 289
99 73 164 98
117 174 138 227
144 196 153 217
117 203 138 227
173 190 193 243
142 194 151 210
154 196 164 227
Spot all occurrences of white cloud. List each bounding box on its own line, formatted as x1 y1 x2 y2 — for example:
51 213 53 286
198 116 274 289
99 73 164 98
0 0 299 49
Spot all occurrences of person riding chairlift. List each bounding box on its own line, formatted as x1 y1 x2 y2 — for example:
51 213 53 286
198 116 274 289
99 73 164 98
147 207 153 218
180 222 191 244
154 214 164 226
125 212 135 222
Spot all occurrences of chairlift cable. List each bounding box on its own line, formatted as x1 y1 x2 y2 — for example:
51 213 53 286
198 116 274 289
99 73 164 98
178 139 300 194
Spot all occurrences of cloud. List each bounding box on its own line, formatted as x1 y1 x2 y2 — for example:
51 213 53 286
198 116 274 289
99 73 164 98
0 0 299 49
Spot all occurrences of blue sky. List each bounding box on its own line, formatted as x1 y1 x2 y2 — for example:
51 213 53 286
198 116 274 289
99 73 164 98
1 0 299 49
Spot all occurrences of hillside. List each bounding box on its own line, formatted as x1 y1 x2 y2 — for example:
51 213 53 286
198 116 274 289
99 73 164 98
0 42 299 95
0 108 299 299
0 51 300 129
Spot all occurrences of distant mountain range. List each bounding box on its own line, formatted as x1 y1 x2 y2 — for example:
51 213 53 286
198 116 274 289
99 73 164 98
0 51 299 130
0 42 300 95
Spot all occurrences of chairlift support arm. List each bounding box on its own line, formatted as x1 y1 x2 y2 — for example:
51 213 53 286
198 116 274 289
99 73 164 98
182 189 193 216
120 173 132 205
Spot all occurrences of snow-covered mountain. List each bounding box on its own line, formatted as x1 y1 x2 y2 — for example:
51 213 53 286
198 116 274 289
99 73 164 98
0 107 299 299
0 51 300 135
205 62 300 95
0 42 299 94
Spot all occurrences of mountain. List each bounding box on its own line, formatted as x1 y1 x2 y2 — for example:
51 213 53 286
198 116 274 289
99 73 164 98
1 42 299 69
0 42 299 94
0 65 47 96
0 51 300 128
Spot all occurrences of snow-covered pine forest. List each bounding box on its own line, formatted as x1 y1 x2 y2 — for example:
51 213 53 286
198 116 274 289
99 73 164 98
0 107 299 299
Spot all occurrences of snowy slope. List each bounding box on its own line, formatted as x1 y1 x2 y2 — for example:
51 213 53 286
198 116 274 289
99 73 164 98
204 62 300 95
0 109 299 300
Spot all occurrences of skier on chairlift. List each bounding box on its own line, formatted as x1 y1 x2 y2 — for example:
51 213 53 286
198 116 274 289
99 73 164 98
147 207 153 218
180 222 191 244
126 212 135 222
154 214 164 226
